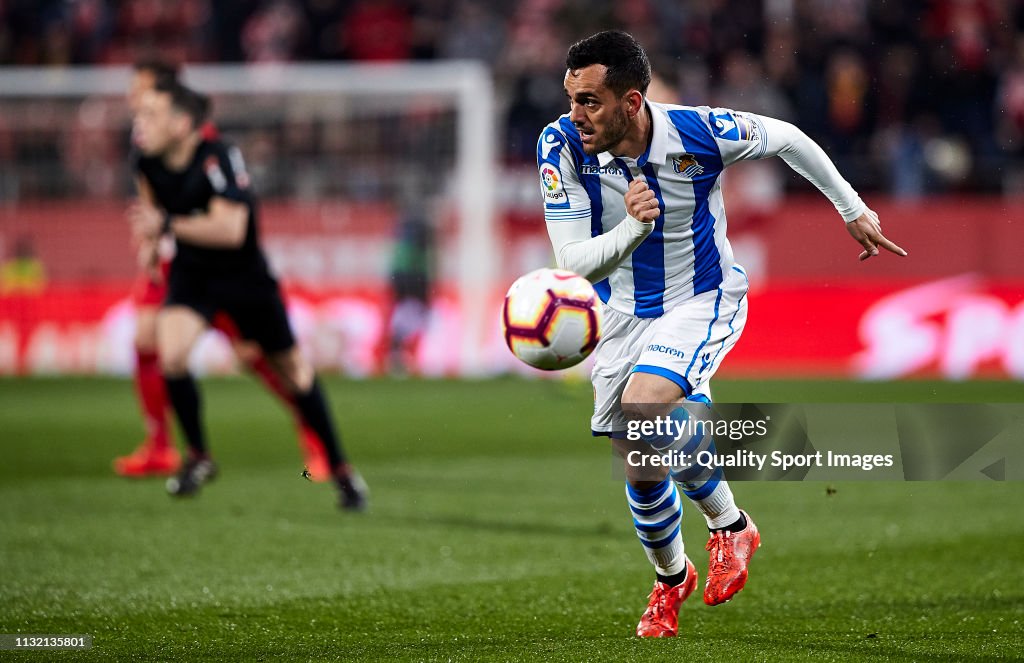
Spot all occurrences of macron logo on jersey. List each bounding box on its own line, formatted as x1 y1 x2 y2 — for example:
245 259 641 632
647 344 686 359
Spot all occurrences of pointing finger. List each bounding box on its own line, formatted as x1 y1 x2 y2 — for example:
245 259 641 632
874 233 907 256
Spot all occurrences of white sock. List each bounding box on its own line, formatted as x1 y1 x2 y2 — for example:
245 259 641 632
665 433 737 530
679 477 741 530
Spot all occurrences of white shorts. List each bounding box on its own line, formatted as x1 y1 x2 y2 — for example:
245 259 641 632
590 265 749 436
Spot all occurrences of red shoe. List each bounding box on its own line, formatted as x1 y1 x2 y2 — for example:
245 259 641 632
635 556 697 638
113 443 181 477
300 429 330 483
704 510 760 606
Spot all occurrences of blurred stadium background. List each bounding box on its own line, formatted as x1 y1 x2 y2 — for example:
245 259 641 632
0 0 1022 380
2 3 1024 660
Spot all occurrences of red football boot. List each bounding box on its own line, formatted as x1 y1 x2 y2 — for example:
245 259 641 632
635 556 697 638
113 443 181 477
300 427 330 482
704 510 760 606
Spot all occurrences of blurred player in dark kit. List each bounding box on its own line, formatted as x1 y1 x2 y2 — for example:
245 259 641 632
115 58 331 482
130 79 366 509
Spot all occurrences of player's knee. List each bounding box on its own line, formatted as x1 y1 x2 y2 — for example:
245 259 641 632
134 330 157 354
232 339 262 367
620 395 650 422
268 349 313 393
621 386 672 421
621 373 687 421
613 438 669 484
134 310 159 352
158 345 191 377
289 362 315 393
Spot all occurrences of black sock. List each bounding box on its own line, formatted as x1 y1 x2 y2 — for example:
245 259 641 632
710 512 746 534
164 374 206 457
657 566 688 587
293 378 348 471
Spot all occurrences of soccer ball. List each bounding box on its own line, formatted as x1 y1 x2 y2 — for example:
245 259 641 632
501 268 602 370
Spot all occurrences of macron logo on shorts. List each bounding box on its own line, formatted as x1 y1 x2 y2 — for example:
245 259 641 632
647 344 686 359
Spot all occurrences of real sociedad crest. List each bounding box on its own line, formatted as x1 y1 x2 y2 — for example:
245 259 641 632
673 153 704 179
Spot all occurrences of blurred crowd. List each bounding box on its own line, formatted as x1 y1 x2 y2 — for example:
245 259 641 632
1 0 1024 195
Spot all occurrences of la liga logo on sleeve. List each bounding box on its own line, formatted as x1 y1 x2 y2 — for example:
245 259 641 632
541 165 560 192
541 164 569 208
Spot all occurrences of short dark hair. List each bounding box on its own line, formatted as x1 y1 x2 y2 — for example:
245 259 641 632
565 30 651 97
154 79 210 129
132 57 180 88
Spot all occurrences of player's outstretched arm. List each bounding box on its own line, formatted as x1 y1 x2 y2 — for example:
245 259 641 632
845 207 906 261
738 114 908 261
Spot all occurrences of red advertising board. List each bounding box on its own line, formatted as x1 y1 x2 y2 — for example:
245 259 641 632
1 197 1022 378
2 277 1023 379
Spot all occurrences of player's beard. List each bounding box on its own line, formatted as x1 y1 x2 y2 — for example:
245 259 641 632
584 106 630 155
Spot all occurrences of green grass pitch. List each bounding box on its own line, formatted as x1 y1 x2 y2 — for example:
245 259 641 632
1 377 1022 661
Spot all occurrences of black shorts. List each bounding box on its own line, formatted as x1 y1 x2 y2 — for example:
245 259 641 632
165 270 296 355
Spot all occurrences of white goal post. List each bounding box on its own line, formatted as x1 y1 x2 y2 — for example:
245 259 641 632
0 62 499 375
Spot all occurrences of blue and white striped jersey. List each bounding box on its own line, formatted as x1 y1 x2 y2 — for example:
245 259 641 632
537 101 858 319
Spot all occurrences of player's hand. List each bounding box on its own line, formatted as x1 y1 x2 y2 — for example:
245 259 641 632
624 179 660 224
846 208 907 261
137 238 163 283
129 201 163 242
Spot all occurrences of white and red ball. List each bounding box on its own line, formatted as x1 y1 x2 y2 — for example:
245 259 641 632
501 268 602 370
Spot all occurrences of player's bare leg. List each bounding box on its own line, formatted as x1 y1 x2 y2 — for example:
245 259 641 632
264 346 367 511
114 303 180 477
228 335 329 481
622 372 760 607
158 306 217 496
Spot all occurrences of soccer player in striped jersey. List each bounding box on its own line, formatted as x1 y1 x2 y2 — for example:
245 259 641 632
538 31 906 637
